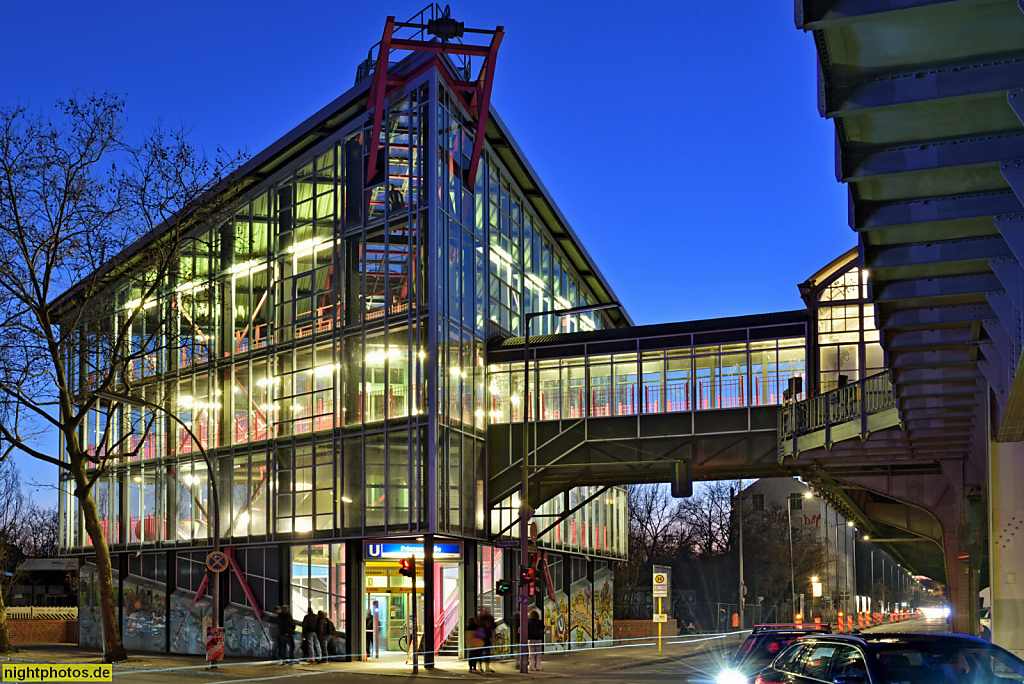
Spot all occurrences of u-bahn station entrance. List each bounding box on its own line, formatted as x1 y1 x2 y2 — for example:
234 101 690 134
58 2 1024 662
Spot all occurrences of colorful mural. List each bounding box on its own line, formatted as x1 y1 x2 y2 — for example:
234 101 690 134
169 590 212 655
594 566 613 643
569 578 594 647
224 604 273 657
79 564 119 650
544 591 569 651
122 576 167 652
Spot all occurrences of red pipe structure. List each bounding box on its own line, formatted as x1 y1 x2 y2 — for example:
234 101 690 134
364 14 504 187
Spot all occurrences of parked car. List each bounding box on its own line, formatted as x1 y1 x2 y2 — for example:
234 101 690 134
755 632 1024 684
717 624 832 684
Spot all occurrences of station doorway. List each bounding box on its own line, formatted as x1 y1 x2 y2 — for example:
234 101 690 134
363 542 463 660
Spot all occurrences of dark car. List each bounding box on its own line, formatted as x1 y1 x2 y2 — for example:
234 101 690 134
755 632 1024 684
718 624 833 684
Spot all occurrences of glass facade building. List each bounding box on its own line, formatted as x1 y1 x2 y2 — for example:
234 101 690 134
59 47 630 659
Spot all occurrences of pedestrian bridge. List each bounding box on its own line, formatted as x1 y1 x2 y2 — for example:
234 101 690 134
485 310 813 508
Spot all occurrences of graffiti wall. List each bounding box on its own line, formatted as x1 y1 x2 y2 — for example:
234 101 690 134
224 604 273 658
544 590 569 651
169 590 212 655
568 576 593 647
122 575 167 652
594 565 613 643
79 564 120 650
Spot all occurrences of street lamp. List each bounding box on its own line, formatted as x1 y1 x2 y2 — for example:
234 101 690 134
95 389 221 654
788 490 813 621
519 301 619 675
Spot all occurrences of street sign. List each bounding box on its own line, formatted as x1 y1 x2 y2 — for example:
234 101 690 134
206 551 229 573
653 613 668 623
496 539 520 549
652 566 669 598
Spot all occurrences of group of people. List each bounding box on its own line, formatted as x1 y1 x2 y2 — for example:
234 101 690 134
273 604 336 664
465 607 545 673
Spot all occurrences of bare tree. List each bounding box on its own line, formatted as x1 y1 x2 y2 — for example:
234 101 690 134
0 461 25 652
616 484 688 617
17 504 60 558
0 93 241 662
680 481 735 558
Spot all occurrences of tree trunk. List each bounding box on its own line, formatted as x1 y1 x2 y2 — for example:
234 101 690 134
0 574 13 653
77 476 127 663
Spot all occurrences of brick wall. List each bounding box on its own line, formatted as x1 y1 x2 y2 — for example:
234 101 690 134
613 620 658 643
6 620 78 644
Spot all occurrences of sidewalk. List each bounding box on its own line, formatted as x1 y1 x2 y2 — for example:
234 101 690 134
3 632 747 679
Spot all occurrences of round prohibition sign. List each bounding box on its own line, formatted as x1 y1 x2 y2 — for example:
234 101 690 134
654 573 667 584
206 551 229 573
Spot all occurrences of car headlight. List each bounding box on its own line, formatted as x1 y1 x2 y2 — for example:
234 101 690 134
716 669 748 684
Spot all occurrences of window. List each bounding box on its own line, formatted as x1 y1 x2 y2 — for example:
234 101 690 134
790 493 803 511
774 643 807 673
800 643 839 680
832 646 869 681
752 493 765 511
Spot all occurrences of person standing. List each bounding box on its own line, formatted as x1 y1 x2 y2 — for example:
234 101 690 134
315 610 334 663
275 605 296 664
465 617 483 673
477 607 496 672
527 609 544 672
301 605 322 663
365 611 375 658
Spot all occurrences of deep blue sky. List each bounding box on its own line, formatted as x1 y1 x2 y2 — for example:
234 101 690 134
1 1 851 502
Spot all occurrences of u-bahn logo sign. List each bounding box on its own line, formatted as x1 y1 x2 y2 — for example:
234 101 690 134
365 542 461 559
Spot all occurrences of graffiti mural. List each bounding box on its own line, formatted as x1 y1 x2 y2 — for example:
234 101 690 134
569 577 594 647
79 564 120 650
122 575 167 652
594 566 613 643
170 590 212 655
544 591 569 651
224 604 273 658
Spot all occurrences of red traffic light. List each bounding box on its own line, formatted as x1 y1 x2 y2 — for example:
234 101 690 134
399 557 415 577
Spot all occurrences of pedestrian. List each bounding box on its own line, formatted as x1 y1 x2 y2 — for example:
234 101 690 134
275 605 296 664
527 608 544 672
316 610 334 663
511 610 521 654
465 616 483 673
365 611 375 658
478 607 496 672
301 605 322 663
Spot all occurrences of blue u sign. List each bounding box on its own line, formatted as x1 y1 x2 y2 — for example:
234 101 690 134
363 542 461 559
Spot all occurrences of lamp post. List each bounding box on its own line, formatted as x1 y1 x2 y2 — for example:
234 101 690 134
787 495 796 621
519 301 618 675
96 389 221 650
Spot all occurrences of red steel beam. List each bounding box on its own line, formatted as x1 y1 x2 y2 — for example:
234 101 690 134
365 16 396 184
466 27 504 187
389 38 493 58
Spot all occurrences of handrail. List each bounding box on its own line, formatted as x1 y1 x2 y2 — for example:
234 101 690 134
778 371 897 457
433 586 460 654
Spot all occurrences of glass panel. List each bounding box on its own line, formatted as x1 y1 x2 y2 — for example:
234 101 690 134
666 356 692 412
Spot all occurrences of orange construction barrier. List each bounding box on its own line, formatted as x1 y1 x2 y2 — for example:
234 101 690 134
847 615 853 631
889 612 894 622
858 613 864 629
837 612 844 633
814 617 821 624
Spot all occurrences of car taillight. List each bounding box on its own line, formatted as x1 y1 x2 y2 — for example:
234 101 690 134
754 677 763 684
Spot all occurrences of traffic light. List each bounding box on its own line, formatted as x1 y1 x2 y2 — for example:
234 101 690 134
670 459 693 498
519 566 536 595
399 557 415 577
496 579 515 596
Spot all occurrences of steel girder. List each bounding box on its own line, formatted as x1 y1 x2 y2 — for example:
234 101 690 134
797 0 1024 586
